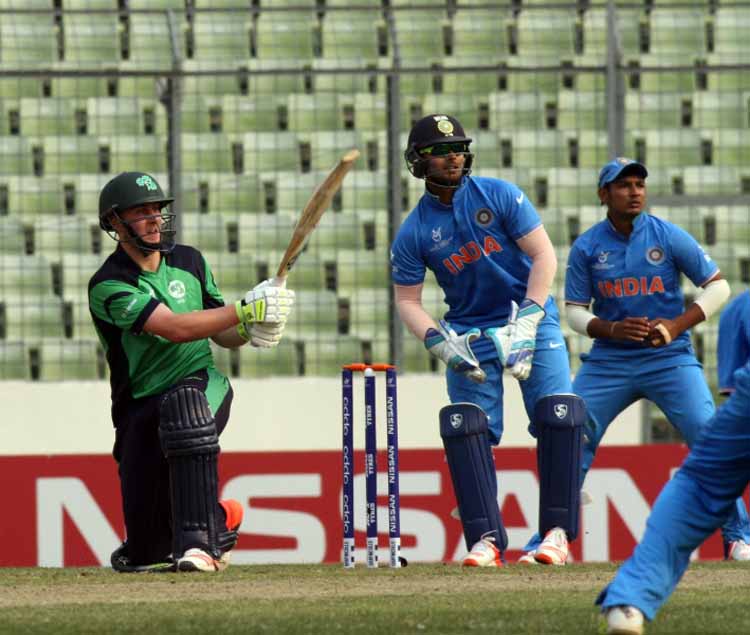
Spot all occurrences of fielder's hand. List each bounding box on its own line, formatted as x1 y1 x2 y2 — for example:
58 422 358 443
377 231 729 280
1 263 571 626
505 299 545 381
424 320 486 384
610 317 650 342
647 318 676 347
235 282 295 324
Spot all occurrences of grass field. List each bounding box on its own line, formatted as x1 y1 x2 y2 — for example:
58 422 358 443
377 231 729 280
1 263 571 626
2 562 750 634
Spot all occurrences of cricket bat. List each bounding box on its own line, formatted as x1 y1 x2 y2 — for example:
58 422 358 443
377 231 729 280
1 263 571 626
273 148 360 287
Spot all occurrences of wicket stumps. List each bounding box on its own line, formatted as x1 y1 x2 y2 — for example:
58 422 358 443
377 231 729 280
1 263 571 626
341 363 401 569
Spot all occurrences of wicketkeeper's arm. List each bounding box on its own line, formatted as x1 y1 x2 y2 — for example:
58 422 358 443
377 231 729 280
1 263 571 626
515 225 557 307
394 283 438 339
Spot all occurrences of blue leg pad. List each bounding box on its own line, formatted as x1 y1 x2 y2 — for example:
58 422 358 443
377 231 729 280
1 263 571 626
439 403 508 552
535 394 586 541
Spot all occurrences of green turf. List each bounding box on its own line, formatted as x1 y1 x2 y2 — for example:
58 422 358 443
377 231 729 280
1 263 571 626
1 563 750 634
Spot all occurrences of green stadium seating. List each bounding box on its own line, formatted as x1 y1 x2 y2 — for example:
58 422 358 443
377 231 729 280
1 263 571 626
303 130 363 172
558 89 607 131
236 212 297 253
333 248 389 292
641 129 704 167
625 92 689 130
63 173 111 217
311 58 380 95
42 136 101 175
180 213 229 252
451 8 510 61
441 55 505 95
582 7 643 56
0 136 35 175
0 253 54 294
102 134 167 174
268 170 327 213
287 93 343 132
682 166 745 195
284 290 339 338
488 91 548 131
305 212 362 252
181 172 262 215
33 216 97 256
0 341 29 379
344 286 387 338
712 7 750 54
244 59 311 95
400 330 433 373
648 8 707 55
2 175 64 216
628 53 698 92
242 132 300 173
180 94 221 133
63 14 121 63
129 0 185 8
710 130 750 167
181 59 249 97
61 252 106 295
0 216 26 253
2 293 66 339
340 171 387 211
544 167 598 208
197 250 256 296
391 9 448 61
692 91 749 129
321 11 383 62
259 249 327 290
474 168 533 198
192 10 251 61
237 339 300 377
37 339 103 380
302 335 363 376
705 53 750 92
516 9 577 59
0 11 57 65
127 12 180 66
422 94 483 131
86 96 166 136
182 133 233 172
254 13 317 61
352 92 386 131
220 94 283 133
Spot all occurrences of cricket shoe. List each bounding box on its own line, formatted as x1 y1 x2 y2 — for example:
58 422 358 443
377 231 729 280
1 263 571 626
727 539 750 561
534 527 568 565
110 542 174 573
517 550 538 565
177 499 245 572
605 605 644 635
462 535 503 567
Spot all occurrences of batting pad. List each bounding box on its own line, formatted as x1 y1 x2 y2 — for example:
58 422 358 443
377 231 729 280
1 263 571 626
440 403 508 552
159 385 221 559
535 393 586 541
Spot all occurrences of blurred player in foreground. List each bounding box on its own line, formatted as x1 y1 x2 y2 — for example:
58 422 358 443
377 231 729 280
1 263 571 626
562 158 750 564
598 356 750 634
89 172 295 572
391 114 585 567
718 288 750 397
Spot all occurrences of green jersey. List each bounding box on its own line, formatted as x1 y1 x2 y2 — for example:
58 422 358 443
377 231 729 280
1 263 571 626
89 244 229 421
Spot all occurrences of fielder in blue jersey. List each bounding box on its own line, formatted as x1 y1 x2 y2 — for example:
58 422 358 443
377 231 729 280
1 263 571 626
718 289 750 396
597 357 750 634
391 114 586 567
562 158 750 566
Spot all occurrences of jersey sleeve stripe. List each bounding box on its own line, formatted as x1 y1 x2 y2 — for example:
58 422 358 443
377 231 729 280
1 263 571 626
131 297 160 335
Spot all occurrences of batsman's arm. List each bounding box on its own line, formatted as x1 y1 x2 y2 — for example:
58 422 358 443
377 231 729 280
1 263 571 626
144 303 240 343
515 226 556 307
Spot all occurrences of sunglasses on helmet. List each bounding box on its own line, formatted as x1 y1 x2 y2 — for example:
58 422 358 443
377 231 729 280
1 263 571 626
419 142 470 157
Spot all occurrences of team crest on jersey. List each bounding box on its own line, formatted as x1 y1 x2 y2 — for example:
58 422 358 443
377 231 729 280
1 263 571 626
646 246 665 265
168 280 186 301
475 208 494 226
432 227 442 242
593 251 613 270
434 115 454 136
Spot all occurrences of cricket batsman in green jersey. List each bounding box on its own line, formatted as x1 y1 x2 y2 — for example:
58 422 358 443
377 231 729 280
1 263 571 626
89 172 295 572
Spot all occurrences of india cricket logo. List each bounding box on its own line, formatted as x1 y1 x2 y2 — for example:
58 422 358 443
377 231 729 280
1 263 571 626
136 175 158 191
554 404 568 419
646 246 665 265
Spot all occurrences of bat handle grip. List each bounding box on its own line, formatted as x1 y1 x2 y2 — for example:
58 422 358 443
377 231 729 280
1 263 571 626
271 276 287 288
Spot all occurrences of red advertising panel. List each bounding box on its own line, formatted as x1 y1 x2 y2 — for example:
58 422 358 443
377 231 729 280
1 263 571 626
0 445 736 567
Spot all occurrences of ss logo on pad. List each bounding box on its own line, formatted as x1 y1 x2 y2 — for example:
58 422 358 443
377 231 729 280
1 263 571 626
450 413 464 429
554 404 568 419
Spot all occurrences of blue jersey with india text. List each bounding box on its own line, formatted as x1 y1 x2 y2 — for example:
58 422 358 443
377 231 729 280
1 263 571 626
390 175 551 361
565 211 718 361
717 290 750 394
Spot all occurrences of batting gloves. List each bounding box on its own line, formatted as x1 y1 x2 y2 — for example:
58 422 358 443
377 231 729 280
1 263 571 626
235 282 295 324
505 298 545 381
424 320 486 384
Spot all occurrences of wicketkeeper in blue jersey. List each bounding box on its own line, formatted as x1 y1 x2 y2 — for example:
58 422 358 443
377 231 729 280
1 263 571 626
558 158 750 571
597 359 750 634
391 114 586 567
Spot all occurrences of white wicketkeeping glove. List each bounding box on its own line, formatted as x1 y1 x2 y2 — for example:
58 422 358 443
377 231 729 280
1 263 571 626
505 299 545 381
484 314 515 367
249 320 286 348
235 279 295 324
424 320 486 384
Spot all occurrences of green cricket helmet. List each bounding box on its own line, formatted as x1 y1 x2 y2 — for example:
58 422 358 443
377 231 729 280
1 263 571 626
99 172 176 254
